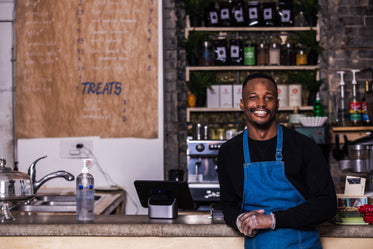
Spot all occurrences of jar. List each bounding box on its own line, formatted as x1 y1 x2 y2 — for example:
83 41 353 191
213 39 228 65
229 39 243 65
296 48 308 66
244 42 256 66
199 41 215 66
269 43 280 65
281 42 296 65
256 42 269 66
246 1 261 26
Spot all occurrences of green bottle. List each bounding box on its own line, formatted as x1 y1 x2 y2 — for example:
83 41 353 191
313 92 324 117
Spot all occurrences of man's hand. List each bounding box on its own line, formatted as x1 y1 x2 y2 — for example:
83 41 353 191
238 209 274 237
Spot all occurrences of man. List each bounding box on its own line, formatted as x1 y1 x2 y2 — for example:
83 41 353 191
217 73 336 249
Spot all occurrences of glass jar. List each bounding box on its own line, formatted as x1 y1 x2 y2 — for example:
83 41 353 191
281 42 296 65
199 41 215 66
256 42 269 66
269 43 280 65
296 48 308 66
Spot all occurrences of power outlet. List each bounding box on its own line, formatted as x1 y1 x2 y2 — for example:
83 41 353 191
60 140 93 159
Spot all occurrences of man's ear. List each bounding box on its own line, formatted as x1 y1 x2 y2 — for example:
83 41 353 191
240 99 244 111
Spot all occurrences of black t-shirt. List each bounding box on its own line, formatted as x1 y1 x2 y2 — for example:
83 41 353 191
217 125 337 230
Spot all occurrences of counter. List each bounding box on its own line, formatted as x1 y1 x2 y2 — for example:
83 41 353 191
0 214 372 249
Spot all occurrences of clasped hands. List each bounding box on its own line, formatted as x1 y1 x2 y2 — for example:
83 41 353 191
237 209 274 237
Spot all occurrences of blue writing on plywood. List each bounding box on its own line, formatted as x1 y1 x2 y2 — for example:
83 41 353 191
81 81 122 95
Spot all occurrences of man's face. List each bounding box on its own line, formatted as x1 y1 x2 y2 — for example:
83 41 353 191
240 78 279 129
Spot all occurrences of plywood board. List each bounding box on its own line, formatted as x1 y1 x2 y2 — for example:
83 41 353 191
15 0 158 138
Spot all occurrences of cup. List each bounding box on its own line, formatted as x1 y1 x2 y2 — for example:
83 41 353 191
217 129 225 140
225 129 237 139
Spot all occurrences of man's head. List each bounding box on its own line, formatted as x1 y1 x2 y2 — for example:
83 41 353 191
240 73 279 130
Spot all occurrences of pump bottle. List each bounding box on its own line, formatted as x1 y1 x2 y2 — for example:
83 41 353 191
349 69 362 126
76 159 94 221
336 71 349 126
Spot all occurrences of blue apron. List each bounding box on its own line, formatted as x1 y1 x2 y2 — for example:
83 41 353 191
242 124 322 249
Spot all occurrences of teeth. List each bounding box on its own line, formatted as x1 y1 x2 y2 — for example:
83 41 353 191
254 110 267 115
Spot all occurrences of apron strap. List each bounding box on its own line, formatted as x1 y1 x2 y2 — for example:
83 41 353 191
243 124 283 164
276 124 283 161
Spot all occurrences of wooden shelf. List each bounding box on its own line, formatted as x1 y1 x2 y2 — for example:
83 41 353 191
184 26 319 38
186 106 313 122
186 65 319 81
332 126 373 132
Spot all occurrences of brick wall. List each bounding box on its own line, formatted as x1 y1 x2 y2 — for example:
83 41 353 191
163 0 373 181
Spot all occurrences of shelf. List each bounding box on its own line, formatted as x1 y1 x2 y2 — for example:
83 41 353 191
187 106 313 122
184 26 319 38
332 126 373 132
186 65 319 81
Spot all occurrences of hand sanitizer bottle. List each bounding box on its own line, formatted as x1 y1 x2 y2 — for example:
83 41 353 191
76 159 94 221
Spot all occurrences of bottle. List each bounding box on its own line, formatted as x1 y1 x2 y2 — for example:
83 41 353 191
257 42 269 66
336 71 349 126
281 42 296 65
296 46 307 65
349 69 362 126
269 42 280 65
313 92 324 117
76 159 95 221
243 40 255 66
362 81 371 126
199 41 214 66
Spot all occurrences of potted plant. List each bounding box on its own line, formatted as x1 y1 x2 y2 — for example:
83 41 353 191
295 30 324 65
188 71 216 107
179 31 215 66
174 0 211 27
288 69 322 106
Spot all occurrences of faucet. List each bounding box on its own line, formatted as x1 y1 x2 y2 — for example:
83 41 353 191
27 155 75 193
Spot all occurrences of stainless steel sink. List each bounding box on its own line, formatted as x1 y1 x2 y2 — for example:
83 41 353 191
11 194 104 213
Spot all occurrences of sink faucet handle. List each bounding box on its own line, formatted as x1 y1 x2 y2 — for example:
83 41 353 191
27 155 48 181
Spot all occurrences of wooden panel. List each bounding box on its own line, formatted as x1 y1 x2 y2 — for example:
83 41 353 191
15 0 158 138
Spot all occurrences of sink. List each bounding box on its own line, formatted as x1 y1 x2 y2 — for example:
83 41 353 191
11 194 104 213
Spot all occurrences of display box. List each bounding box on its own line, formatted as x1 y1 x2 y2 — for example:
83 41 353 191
220 85 232 108
207 85 220 108
233 85 242 108
337 194 367 211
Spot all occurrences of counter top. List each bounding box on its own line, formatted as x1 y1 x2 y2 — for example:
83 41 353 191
0 214 372 238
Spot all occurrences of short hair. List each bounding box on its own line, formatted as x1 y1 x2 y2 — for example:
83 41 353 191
242 73 277 91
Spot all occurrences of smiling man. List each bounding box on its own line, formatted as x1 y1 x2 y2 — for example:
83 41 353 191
217 73 337 249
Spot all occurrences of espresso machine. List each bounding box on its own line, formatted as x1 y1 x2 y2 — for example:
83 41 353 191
187 139 225 210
